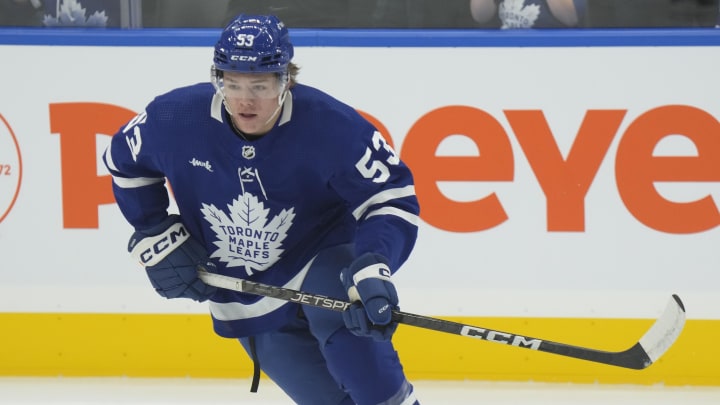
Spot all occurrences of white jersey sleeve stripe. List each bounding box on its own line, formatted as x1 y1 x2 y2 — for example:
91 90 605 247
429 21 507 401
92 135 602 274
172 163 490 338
112 175 165 189
352 185 415 220
105 137 164 189
103 144 118 172
364 206 419 226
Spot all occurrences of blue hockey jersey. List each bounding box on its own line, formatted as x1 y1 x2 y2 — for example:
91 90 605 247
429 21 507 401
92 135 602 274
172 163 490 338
103 82 420 338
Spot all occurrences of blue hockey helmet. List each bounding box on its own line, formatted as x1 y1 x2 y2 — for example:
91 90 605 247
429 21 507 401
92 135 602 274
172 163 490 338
213 14 294 74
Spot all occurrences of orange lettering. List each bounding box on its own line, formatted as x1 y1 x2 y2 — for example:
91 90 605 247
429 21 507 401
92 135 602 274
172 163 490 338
616 105 720 233
402 106 513 232
507 110 625 231
49 102 720 235
50 102 135 228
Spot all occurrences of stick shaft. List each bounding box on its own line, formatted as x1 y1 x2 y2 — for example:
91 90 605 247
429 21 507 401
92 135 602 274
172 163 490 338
198 270 684 370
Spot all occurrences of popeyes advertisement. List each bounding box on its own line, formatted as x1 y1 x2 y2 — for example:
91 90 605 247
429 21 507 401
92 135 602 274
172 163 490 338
0 44 718 318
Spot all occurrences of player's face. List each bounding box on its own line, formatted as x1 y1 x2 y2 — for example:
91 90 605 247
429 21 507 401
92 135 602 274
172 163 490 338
221 72 286 136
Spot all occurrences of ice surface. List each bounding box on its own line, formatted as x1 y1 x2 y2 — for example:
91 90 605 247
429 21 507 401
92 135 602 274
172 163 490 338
0 377 719 404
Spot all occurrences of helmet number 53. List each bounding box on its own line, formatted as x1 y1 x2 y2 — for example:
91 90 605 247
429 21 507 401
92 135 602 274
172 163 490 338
237 34 255 47
355 131 400 183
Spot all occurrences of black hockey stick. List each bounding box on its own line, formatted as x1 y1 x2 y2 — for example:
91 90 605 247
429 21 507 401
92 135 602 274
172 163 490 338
197 270 685 370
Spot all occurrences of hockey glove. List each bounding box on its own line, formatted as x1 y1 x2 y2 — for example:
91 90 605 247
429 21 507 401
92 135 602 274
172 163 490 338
340 252 399 341
128 214 217 302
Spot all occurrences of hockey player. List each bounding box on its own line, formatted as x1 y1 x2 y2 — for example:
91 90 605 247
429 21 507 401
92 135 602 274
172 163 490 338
103 14 421 405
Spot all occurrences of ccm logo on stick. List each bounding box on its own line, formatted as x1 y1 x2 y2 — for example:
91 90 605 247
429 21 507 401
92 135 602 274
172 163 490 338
460 326 542 350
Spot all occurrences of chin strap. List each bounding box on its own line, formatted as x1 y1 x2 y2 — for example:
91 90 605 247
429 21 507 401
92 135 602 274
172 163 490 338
260 89 288 128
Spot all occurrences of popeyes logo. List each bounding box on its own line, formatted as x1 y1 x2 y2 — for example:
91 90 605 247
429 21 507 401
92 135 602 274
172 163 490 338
49 102 720 234
0 114 22 223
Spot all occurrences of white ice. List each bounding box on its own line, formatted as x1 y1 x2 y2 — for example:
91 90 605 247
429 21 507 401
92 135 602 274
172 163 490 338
0 377 719 404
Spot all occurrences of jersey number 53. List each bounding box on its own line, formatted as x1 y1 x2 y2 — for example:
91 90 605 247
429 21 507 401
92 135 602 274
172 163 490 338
355 131 400 183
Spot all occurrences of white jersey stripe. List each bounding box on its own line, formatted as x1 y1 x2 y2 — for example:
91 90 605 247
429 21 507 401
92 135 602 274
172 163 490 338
364 206 420 226
208 256 313 321
103 142 118 172
105 142 165 189
112 175 165 189
352 185 415 220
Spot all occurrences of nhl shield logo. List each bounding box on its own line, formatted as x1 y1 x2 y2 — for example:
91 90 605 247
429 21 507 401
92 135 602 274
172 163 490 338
242 145 255 159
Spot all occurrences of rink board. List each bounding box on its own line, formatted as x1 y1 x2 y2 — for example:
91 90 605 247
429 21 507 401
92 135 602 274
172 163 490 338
1 29 720 386
0 313 717 386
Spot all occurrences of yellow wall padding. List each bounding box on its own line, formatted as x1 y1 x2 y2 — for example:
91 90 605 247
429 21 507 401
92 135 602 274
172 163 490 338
1 313 716 385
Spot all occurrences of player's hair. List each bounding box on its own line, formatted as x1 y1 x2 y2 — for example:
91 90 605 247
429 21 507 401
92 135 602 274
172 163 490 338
286 62 300 88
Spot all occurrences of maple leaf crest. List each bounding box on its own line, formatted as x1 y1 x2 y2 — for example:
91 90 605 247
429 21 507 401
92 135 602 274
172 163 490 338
201 193 295 276
43 0 109 27
498 0 540 29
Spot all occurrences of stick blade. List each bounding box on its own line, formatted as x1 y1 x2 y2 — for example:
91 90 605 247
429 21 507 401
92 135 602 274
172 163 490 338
635 294 686 369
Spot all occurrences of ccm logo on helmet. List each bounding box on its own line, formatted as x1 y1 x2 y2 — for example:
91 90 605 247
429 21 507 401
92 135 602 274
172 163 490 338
130 222 190 267
230 55 258 62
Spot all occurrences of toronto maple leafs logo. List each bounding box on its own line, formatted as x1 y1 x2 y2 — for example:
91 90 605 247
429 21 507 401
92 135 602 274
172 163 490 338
201 193 295 275
498 0 540 29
